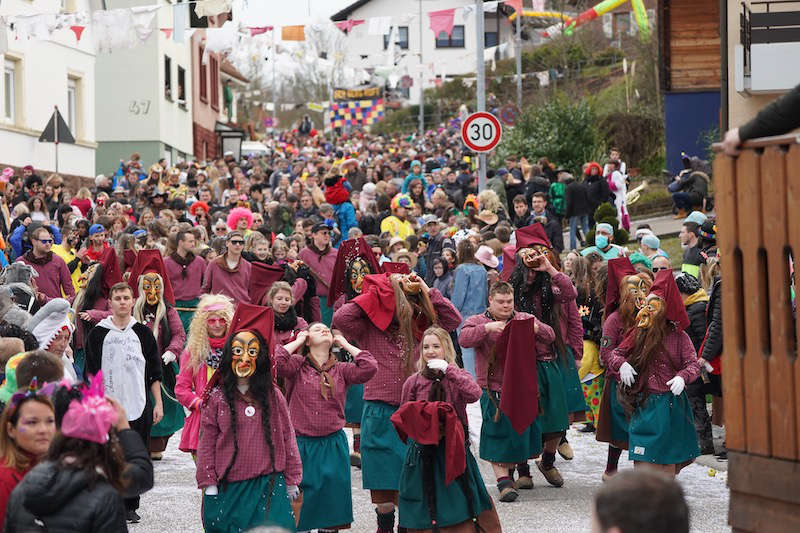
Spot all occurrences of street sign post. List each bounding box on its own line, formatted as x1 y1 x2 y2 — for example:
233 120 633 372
38 106 75 173
461 111 502 153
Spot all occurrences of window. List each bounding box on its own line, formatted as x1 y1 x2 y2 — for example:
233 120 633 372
485 31 499 48
177 66 186 108
177 150 186 163
613 12 630 36
199 47 208 102
210 55 219 111
383 26 409 50
67 78 77 135
164 55 172 99
435 25 464 48
3 60 16 123
163 144 173 167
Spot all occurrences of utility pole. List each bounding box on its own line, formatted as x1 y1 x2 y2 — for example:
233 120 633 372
418 0 424 136
515 5 522 109
475 0 486 190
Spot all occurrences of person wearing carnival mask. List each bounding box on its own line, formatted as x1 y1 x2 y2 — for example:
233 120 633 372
333 272 461 533
459 281 554 502
276 322 377 533
596 257 653 481
507 223 584 488
128 250 186 460
328 237 382 468
394 325 502 530
196 303 302 532
604 270 701 477
175 294 234 456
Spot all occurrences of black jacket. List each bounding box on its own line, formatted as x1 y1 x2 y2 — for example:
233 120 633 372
700 278 722 362
739 82 800 141
4 462 127 532
524 176 551 204
685 299 708 352
564 178 591 218
585 174 610 217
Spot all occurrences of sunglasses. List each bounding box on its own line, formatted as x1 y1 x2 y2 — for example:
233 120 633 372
652 266 670 272
39 239 53 244
230 240 245 245
207 317 227 326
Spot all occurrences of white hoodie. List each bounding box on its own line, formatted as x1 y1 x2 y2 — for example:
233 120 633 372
96 316 146 420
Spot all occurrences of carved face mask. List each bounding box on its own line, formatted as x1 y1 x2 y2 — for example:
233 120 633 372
399 274 422 295
141 273 162 306
635 295 665 329
231 331 259 378
622 275 651 311
77 263 98 290
519 245 549 269
348 258 369 295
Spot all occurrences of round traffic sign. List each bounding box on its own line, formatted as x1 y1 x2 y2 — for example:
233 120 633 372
499 104 519 126
461 112 502 153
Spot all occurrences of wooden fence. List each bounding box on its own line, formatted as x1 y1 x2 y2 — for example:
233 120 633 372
714 133 800 533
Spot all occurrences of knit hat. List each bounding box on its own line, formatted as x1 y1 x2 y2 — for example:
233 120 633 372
641 234 660 250
648 269 690 330
127 249 175 305
28 298 74 352
684 210 707 226
628 252 652 270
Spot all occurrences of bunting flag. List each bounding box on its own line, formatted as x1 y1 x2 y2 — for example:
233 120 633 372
70 25 85 42
194 0 232 19
160 28 172 38
329 98 385 129
428 8 456 37
281 25 305 41
249 26 273 36
335 19 365 33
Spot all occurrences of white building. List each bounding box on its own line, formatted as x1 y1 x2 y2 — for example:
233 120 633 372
95 0 193 175
0 0 96 178
331 0 517 105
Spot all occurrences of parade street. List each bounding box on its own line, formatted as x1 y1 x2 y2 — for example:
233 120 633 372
133 415 731 533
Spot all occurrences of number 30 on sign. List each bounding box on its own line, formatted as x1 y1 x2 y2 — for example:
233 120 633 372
461 112 502 153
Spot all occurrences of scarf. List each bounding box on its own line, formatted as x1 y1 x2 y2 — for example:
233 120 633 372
273 308 298 332
170 251 196 279
207 336 227 369
421 368 446 402
23 250 52 265
305 352 337 399
215 253 241 273
307 242 330 258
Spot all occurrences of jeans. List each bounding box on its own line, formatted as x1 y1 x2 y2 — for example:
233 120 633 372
673 192 701 211
569 214 589 250
456 323 476 379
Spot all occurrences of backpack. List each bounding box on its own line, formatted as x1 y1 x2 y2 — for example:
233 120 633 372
549 182 566 216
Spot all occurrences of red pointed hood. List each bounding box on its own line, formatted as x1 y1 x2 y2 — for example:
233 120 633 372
228 302 275 343
98 247 123 299
382 262 411 275
127 249 175 305
352 273 396 331
515 222 551 252
649 269 690 331
328 237 381 304
250 262 286 305
604 257 637 318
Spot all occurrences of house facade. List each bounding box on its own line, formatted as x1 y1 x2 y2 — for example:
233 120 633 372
0 0 96 178
95 0 194 175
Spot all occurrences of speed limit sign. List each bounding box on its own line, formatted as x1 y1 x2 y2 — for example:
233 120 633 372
461 112 502 152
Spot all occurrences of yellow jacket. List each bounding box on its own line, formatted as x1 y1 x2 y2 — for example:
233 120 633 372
578 340 604 381
52 243 81 294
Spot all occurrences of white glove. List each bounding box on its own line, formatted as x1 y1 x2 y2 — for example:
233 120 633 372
287 485 300 500
426 359 448 372
205 485 218 496
162 350 177 365
666 376 685 396
619 362 637 387
700 359 714 373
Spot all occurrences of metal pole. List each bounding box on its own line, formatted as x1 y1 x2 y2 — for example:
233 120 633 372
418 0 424 136
475 0 486 191
54 106 59 173
272 30 277 127
515 7 522 110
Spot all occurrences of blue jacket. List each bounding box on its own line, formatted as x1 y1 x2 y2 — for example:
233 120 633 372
401 172 427 193
333 202 357 244
451 263 488 320
10 224 62 259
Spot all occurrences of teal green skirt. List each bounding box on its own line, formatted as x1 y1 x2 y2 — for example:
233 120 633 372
320 295 333 326
479 390 542 463
296 430 352 530
344 383 365 425
399 440 493 530
202 473 296 533
628 391 700 465
558 348 587 416
597 379 629 447
361 400 408 490
175 298 199 334
150 361 185 438
536 359 570 435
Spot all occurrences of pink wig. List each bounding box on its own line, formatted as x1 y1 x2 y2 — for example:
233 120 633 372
227 207 253 230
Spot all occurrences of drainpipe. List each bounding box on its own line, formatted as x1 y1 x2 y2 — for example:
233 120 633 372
720 0 729 132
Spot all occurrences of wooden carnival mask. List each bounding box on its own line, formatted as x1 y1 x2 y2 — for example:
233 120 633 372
519 245 551 269
231 331 259 378
399 273 423 295
141 273 162 306
348 258 369 295
635 295 665 329
621 274 651 312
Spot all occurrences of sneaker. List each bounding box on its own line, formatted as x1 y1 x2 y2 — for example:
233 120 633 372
350 452 361 468
126 510 141 524
514 475 534 490
579 423 596 433
150 452 162 461
716 450 728 460
557 440 574 460
498 485 519 502
536 459 564 487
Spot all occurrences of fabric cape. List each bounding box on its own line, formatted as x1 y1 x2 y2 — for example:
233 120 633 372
501 222 551 281
382 261 411 275
327 237 381 304
127 249 175 305
249 262 286 304
496 317 539 434
97 247 123 299
352 273 396 331
390 400 466 486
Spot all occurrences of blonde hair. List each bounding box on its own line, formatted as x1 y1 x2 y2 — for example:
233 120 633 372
185 294 235 370
76 187 92 200
477 189 503 214
267 281 294 306
132 273 167 341
245 231 267 252
416 326 456 372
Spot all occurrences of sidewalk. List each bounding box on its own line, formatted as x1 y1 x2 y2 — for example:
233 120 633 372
561 213 684 247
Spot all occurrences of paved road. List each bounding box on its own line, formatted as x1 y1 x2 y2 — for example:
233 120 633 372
131 403 730 533
561 213 685 249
